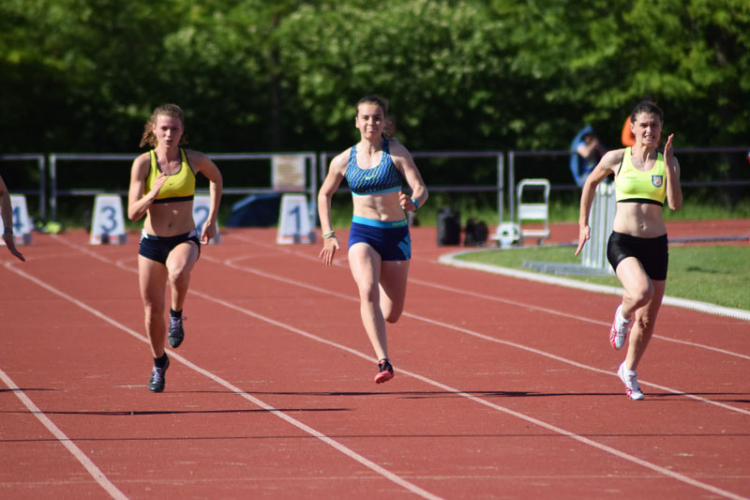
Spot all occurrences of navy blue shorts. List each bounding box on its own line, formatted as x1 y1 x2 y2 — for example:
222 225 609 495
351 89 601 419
139 229 201 265
607 231 668 280
348 216 411 261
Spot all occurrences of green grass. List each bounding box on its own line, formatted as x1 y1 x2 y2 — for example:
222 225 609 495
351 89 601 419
453 244 750 311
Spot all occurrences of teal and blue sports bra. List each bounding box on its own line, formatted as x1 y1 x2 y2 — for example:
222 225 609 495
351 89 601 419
344 140 404 196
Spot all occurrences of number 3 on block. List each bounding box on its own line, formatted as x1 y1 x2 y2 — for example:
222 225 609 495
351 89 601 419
90 194 127 245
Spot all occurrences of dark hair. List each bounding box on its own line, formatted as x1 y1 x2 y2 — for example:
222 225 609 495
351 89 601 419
356 95 391 139
630 101 663 124
356 95 388 117
139 103 188 148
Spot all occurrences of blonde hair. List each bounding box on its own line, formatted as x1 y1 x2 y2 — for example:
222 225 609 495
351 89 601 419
139 104 188 148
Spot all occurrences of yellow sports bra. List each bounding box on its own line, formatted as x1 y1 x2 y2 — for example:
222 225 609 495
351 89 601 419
145 148 196 204
615 147 666 206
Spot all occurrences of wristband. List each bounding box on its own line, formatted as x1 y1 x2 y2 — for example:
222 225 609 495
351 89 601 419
322 231 335 239
3 227 12 235
411 198 420 210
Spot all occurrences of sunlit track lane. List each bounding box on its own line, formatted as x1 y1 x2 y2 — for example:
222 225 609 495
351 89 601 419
1 228 748 499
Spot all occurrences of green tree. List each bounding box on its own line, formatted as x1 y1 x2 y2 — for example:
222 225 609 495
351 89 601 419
490 0 750 148
276 0 518 154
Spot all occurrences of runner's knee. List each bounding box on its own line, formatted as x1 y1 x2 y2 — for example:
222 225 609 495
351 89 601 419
385 309 402 323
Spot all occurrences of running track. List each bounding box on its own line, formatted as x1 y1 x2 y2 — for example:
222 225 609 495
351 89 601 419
1 222 748 499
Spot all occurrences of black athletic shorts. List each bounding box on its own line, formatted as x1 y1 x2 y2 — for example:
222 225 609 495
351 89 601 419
139 229 201 265
606 231 668 280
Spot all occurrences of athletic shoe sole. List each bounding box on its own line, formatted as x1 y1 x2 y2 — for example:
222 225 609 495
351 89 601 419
374 370 394 384
374 360 394 384
168 332 184 348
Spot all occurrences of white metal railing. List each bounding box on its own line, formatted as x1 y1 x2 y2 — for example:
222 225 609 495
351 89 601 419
0 154 46 220
48 152 317 222
318 150 505 224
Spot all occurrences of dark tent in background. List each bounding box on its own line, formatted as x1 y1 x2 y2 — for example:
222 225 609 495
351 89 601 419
225 194 281 227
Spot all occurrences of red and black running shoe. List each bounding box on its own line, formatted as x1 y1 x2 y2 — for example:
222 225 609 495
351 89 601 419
374 359 394 384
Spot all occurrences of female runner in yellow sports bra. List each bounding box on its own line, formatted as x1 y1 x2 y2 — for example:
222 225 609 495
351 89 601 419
576 101 682 401
128 104 223 393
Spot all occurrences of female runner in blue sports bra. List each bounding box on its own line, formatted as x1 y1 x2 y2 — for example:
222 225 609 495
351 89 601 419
576 101 682 401
128 104 223 393
318 95 428 384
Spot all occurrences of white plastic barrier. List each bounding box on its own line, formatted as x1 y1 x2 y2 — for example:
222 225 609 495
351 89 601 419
582 182 615 273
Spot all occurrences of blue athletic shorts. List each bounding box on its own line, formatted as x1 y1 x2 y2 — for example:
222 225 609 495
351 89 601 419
606 231 668 280
139 229 201 265
348 216 411 261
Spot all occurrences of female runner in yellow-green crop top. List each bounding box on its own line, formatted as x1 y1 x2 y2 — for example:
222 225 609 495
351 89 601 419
576 101 682 401
128 104 222 393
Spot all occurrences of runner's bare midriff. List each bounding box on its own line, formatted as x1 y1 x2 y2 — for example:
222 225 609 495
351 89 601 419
144 200 195 236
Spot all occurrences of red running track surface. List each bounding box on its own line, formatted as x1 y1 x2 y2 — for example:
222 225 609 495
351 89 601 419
1 222 748 499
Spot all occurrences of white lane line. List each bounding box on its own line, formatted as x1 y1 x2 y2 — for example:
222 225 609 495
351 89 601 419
3 261 443 500
57 236 749 414
185 294 750 500
0 367 128 500
12 254 748 500
44 236 750 499
230 235 750 361
438 251 750 321
217 255 750 417
409 279 750 362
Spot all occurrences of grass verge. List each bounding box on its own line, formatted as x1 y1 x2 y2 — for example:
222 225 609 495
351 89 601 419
453 244 750 311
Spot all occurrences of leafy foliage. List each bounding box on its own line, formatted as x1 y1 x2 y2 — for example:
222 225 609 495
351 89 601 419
1 0 748 161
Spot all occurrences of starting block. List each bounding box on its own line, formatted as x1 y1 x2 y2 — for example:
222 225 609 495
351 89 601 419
90 194 127 245
1 195 32 245
193 195 221 244
277 194 316 244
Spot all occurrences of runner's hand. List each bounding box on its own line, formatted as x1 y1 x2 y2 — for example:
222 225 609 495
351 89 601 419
3 232 25 262
399 192 417 212
664 133 675 169
575 224 590 256
319 236 339 266
200 221 216 244
149 173 168 201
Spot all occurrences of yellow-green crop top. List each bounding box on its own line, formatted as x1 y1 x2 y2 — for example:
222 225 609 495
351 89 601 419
145 148 196 204
615 147 666 206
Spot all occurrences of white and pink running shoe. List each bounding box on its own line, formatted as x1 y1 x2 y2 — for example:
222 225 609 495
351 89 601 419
610 305 631 350
618 362 644 400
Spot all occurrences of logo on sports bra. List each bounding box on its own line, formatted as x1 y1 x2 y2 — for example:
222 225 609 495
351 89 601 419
651 175 663 188
364 173 376 180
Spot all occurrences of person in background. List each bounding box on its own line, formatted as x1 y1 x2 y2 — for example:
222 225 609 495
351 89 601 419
576 101 682 400
620 116 636 147
317 95 428 384
128 104 222 392
0 174 26 262
570 125 607 187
